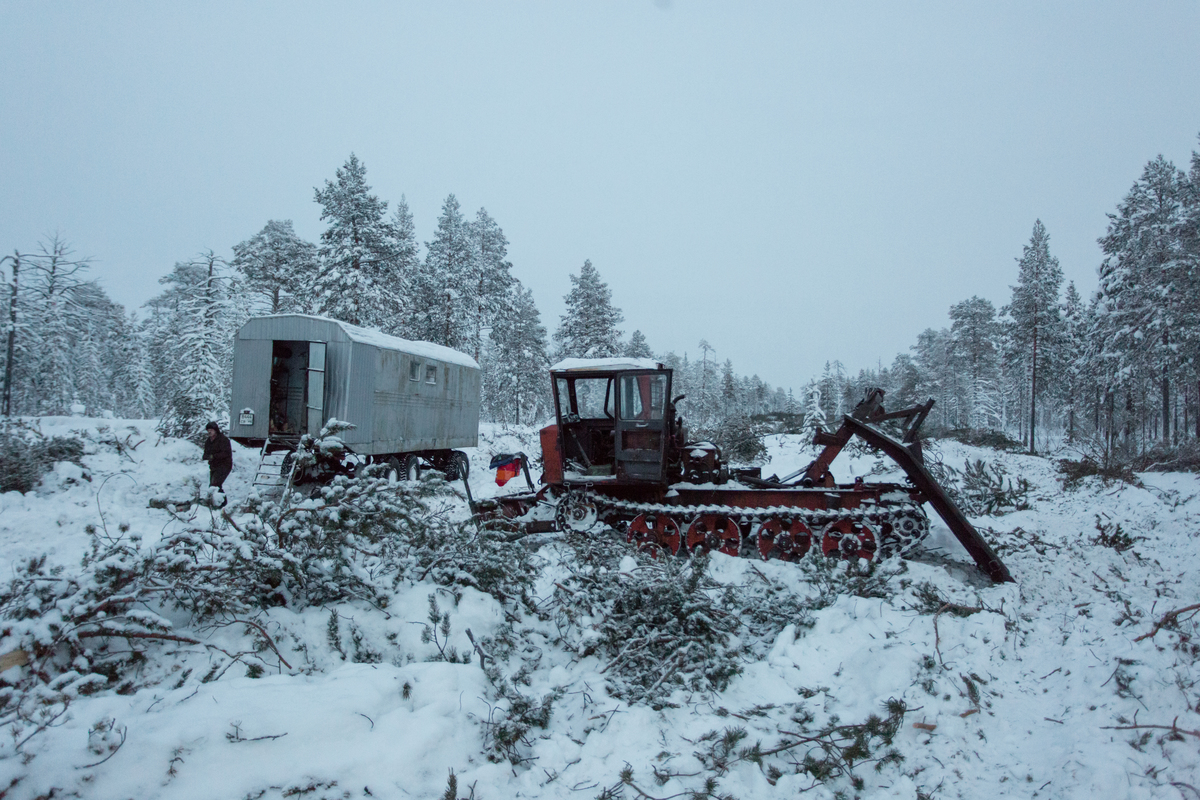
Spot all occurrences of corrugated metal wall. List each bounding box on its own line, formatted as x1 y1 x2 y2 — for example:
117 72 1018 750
229 315 479 456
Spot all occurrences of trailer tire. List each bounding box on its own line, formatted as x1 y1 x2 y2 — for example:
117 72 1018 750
402 454 421 482
384 457 403 484
445 451 469 481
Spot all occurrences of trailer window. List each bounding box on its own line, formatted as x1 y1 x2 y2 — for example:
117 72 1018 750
426 365 437 384
409 361 420 381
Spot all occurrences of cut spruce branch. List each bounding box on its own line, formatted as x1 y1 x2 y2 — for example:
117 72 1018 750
1133 602 1200 642
1100 718 1200 739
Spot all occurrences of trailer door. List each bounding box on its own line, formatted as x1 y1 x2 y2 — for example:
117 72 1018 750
306 341 326 434
614 371 668 482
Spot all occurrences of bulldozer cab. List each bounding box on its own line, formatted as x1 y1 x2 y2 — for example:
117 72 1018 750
551 360 671 484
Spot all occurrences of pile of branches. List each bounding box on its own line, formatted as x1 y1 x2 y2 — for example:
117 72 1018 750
0 419 85 493
610 698 909 798
941 458 1031 516
1057 456 1139 489
553 534 742 706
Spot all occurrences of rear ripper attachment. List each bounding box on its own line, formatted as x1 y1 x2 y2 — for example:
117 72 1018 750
473 359 1013 584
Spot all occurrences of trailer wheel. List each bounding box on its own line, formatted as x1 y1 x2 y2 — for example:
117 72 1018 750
384 457 402 484
402 454 421 482
445 451 470 481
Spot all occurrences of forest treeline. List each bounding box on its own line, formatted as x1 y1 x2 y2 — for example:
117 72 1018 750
4 135 1198 462
0 154 794 438
801 135 1200 464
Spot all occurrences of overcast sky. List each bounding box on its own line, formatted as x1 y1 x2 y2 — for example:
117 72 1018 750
2 2 1199 389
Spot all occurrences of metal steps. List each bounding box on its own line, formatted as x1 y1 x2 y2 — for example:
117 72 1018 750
252 435 302 500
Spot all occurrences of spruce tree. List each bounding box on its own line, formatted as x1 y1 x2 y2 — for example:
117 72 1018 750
553 260 624 359
1006 220 1064 453
311 154 395 327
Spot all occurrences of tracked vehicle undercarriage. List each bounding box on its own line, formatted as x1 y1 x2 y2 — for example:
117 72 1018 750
472 359 1012 584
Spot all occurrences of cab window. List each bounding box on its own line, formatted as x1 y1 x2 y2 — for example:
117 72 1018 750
618 373 667 421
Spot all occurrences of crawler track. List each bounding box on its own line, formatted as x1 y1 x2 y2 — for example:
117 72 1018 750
551 488 931 563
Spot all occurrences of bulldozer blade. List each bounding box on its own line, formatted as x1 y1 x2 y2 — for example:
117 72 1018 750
842 415 1014 584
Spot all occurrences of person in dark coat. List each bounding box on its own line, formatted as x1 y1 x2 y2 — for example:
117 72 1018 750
203 421 233 500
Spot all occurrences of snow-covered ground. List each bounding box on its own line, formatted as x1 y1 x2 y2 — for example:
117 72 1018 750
1 419 1198 799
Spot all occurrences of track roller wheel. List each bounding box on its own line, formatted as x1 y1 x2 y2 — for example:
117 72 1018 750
878 509 929 556
555 493 599 532
627 513 682 557
686 514 741 556
755 518 812 561
820 519 878 561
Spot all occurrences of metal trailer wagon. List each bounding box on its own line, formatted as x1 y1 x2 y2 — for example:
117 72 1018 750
229 314 480 483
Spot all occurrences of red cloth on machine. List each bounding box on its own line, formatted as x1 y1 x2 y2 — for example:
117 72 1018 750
494 456 521 486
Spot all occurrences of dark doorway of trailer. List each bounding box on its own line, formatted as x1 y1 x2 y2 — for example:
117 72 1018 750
269 340 326 436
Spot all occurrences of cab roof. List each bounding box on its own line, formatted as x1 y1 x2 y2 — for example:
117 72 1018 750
550 357 665 373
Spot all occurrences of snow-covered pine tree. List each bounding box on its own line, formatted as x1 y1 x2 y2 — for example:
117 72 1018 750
885 353 921 410
79 283 130 415
17 236 96 415
720 359 737 418
1059 281 1087 442
383 196 421 337
231 219 319 315
310 154 396 327
1005 220 1064 453
816 360 849 425
784 387 799 414
751 374 768 416
484 284 550 424
553 260 624 360
1097 157 1189 446
624 330 653 358
464 208 515 363
948 296 1001 430
695 340 717 427
803 380 826 433
1185 138 1200 438
913 329 954 430
154 252 239 439
119 318 158 418
413 194 474 348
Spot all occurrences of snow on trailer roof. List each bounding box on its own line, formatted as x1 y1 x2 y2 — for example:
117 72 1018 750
250 314 479 369
550 357 665 372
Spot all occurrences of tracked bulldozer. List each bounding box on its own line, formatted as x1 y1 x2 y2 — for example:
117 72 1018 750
472 358 1012 583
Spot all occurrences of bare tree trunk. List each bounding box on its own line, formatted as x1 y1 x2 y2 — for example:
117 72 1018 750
2 253 18 416
1161 347 1170 445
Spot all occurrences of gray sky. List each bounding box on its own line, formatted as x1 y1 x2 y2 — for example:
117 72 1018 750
3 2 1199 390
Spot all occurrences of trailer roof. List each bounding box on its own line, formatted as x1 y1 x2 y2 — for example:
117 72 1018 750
247 315 479 368
550 357 665 372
